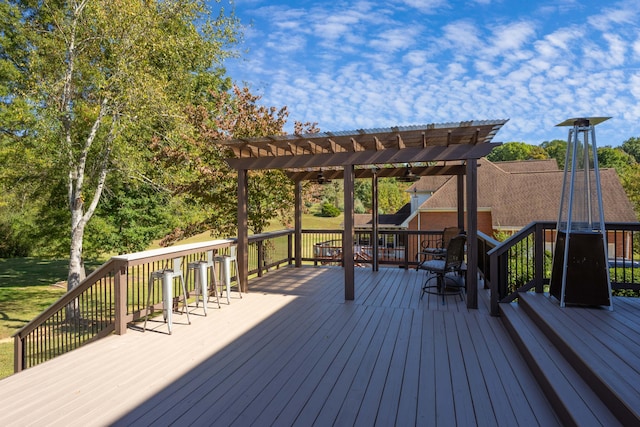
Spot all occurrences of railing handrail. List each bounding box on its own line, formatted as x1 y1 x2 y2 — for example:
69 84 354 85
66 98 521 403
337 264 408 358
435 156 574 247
113 239 235 264
12 234 292 372
12 258 122 340
478 231 500 247
249 229 293 241
18 222 636 371
486 221 554 258
487 220 640 316
16 234 290 340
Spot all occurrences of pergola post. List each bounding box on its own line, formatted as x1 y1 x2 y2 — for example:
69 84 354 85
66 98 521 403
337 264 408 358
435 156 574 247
295 180 302 267
372 170 379 272
344 164 355 300
237 169 249 293
457 174 465 230
466 159 478 309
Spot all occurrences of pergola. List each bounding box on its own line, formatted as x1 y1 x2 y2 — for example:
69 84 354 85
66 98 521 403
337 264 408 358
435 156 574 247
221 119 508 309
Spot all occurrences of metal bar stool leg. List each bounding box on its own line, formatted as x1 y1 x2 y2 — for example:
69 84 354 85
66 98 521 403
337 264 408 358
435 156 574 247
143 273 155 332
163 271 174 334
214 255 231 304
197 262 208 315
177 271 191 325
187 261 208 316
206 261 221 309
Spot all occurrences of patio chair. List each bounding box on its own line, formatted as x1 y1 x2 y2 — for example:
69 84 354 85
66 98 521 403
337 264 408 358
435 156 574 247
418 234 466 303
416 226 462 268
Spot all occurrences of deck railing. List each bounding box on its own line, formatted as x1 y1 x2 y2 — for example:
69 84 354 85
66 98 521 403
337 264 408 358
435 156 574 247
483 221 640 316
302 229 442 268
13 227 447 372
13 231 292 373
26 221 633 371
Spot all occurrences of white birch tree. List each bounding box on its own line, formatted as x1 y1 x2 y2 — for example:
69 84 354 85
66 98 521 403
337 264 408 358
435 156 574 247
15 0 238 290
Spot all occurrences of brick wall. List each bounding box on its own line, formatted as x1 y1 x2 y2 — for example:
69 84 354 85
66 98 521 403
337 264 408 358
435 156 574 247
408 210 494 237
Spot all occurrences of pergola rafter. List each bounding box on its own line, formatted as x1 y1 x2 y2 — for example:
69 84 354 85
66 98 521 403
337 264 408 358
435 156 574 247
222 119 508 309
223 120 504 160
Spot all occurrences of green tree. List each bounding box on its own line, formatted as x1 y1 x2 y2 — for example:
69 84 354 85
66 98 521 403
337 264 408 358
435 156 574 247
85 176 177 256
540 139 567 169
354 180 372 212
619 163 640 221
8 0 239 290
378 179 410 214
621 137 640 163
0 2 40 256
157 85 308 241
328 177 409 215
320 180 344 212
487 141 549 162
597 146 635 175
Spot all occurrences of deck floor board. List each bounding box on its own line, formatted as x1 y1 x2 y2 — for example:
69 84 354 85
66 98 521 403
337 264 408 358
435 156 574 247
5 266 635 426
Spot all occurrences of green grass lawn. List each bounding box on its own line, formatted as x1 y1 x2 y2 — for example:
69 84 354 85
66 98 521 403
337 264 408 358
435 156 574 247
0 342 12 378
0 258 70 378
0 213 344 378
0 258 74 338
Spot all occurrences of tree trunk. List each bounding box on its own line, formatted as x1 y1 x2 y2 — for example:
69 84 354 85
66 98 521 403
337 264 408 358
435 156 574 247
67 207 86 292
66 200 86 321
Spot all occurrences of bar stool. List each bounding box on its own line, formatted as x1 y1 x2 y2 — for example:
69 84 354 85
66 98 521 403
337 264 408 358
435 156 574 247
185 250 221 315
214 245 241 304
143 257 191 334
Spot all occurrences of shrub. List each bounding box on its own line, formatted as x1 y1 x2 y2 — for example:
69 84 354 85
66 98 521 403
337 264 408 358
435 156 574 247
318 202 341 217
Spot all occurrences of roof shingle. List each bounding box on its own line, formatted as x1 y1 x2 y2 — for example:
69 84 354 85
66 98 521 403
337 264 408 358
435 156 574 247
418 159 637 228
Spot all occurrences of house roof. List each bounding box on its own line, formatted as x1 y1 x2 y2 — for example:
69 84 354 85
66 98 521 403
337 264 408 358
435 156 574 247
418 159 637 228
405 159 560 195
493 159 559 173
407 174 451 193
354 202 412 228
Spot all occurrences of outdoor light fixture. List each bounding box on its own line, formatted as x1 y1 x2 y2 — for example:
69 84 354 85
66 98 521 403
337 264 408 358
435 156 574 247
549 117 612 309
398 164 420 182
313 170 332 184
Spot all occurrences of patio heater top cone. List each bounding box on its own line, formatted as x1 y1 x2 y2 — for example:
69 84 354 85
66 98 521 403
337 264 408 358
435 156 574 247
549 117 613 309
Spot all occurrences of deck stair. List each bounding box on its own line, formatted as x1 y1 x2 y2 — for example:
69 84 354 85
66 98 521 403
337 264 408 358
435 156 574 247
500 292 640 426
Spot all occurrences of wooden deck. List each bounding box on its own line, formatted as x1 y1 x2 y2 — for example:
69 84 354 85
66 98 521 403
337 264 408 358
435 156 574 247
0 266 572 425
501 292 640 426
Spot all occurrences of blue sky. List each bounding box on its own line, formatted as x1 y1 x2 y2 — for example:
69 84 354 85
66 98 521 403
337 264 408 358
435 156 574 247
220 0 640 147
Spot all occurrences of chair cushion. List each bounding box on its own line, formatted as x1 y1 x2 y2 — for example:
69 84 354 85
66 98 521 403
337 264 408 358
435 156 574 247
417 259 446 271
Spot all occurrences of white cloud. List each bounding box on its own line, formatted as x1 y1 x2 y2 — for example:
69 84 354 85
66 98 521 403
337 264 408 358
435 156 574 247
633 38 640 60
588 5 637 32
313 15 364 42
602 33 627 67
403 50 430 67
369 28 422 53
265 33 306 53
534 27 584 61
488 21 536 52
398 0 449 13
440 20 482 53
225 0 640 146
632 73 640 99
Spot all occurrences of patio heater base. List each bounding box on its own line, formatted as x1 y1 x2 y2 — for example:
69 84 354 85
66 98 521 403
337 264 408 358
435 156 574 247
550 230 611 307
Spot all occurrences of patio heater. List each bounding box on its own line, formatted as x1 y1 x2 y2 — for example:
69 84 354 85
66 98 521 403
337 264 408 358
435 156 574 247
549 117 612 309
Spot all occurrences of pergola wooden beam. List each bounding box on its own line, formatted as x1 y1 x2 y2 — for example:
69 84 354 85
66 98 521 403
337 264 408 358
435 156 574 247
285 164 468 182
222 120 506 159
223 120 508 308
225 143 501 171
